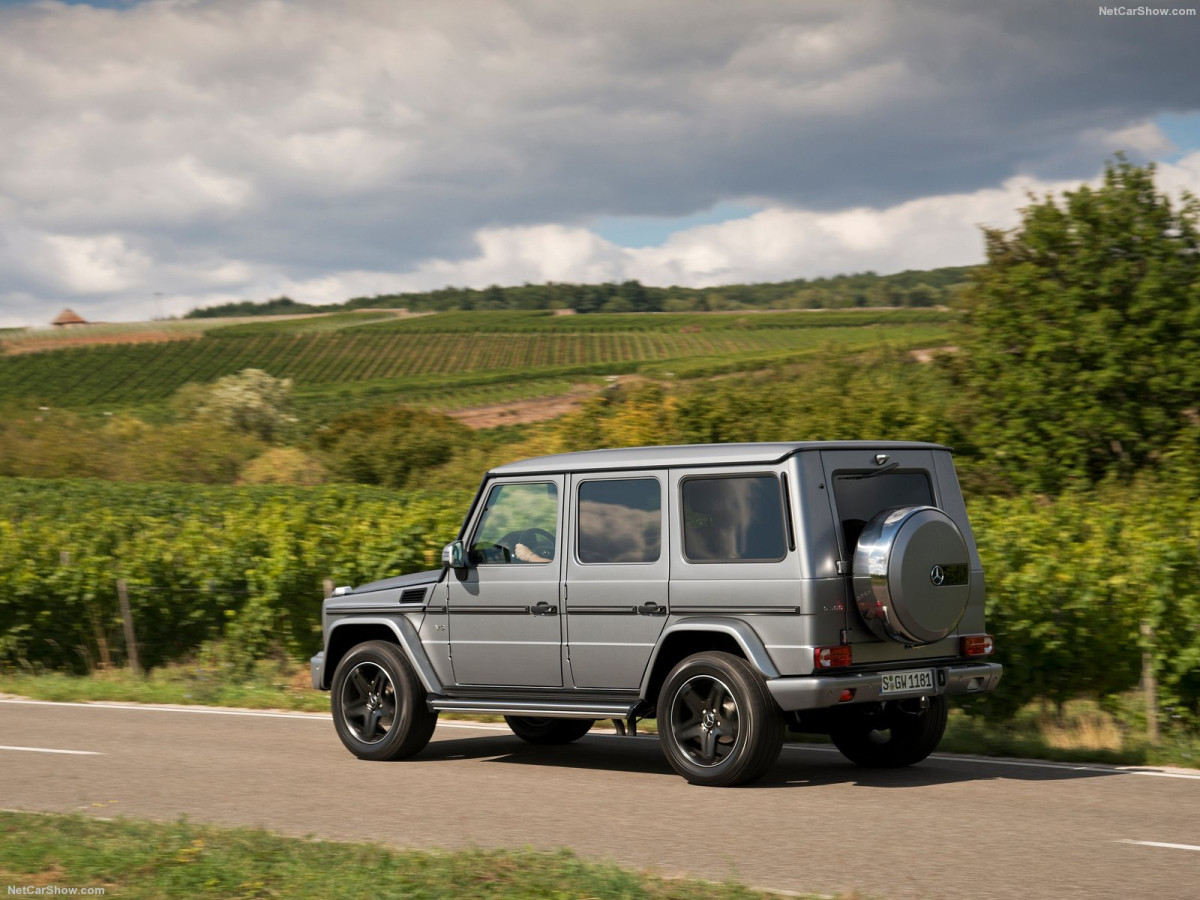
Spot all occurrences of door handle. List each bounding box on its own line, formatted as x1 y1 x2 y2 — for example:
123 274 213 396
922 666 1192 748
637 602 667 616
528 601 558 616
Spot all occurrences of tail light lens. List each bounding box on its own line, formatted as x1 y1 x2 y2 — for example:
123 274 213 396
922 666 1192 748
814 645 852 669
961 634 995 657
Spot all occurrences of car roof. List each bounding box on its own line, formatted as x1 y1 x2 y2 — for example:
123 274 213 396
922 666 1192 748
489 441 951 476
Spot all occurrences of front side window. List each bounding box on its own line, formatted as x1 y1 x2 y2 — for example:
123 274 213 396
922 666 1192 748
470 482 559 565
577 478 662 564
682 475 786 562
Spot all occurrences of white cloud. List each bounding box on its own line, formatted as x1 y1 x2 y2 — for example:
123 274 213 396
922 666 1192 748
1099 121 1177 158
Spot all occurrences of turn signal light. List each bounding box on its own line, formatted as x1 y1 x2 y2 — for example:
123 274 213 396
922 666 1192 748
961 635 995 657
814 645 852 669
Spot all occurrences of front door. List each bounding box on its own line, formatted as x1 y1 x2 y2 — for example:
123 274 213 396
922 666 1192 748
448 477 564 687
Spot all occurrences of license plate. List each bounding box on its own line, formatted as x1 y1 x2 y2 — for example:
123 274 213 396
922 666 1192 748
881 668 935 695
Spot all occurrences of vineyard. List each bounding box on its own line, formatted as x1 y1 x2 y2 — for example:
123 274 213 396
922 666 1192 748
1 477 1195 730
0 309 954 413
0 479 468 672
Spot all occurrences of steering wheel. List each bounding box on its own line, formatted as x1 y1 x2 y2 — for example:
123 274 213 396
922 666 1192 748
519 528 556 557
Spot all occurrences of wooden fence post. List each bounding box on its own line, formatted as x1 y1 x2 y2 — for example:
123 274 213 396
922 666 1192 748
117 579 141 677
1140 619 1159 746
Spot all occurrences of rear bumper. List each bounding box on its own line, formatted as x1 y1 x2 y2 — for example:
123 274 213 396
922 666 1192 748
766 661 1002 711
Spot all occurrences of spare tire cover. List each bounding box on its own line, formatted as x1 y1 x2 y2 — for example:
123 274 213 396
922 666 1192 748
852 506 969 644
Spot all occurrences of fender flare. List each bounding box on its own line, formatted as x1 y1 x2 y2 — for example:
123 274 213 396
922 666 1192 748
326 616 444 695
639 616 780 699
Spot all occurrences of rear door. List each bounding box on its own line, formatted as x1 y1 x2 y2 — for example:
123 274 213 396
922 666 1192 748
565 472 669 689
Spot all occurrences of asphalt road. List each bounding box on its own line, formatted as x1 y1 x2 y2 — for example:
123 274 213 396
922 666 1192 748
2 698 1199 899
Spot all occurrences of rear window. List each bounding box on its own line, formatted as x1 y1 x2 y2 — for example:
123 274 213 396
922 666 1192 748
682 475 787 562
832 471 934 551
577 478 662 564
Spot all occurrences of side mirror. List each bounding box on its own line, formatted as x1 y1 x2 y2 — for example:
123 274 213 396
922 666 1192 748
442 540 466 569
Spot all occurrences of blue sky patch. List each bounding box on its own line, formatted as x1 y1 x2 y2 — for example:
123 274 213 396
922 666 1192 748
591 202 763 249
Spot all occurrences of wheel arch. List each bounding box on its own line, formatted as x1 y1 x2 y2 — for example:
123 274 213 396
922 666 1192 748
639 617 780 707
323 617 444 694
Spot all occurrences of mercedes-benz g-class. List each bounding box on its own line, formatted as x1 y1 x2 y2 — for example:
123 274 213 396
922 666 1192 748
312 442 1001 786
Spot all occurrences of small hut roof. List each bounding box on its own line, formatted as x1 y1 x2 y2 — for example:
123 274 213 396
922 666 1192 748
52 308 88 326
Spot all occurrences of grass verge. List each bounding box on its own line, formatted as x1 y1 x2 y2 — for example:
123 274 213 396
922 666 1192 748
0 811 807 900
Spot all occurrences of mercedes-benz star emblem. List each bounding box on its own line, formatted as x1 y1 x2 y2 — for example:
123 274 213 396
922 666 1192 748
930 565 946 586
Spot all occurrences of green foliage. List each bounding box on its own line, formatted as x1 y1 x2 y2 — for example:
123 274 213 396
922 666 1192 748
968 483 1200 721
338 268 972 314
0 479 468 673
313 406 472 489
0 411 264 483
552 349 968 453
184 295 324 318
961 158 1200 492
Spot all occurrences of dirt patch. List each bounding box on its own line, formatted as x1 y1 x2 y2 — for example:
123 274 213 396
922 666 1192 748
442 375 648 429
443 385 603 429
1 329 206 355
909 345 959 364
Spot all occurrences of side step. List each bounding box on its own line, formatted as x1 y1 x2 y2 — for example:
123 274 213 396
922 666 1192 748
429 698 637 719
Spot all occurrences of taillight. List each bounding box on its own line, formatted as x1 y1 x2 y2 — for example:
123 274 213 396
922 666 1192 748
814 645 852 669
961 634 995 657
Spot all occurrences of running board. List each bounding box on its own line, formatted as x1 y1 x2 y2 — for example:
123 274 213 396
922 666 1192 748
429 698 636 719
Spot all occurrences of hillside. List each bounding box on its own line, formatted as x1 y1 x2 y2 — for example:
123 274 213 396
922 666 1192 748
0 308 955 420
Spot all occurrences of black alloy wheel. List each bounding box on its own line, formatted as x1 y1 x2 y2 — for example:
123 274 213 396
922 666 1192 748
331 640 437 761
658 651 783 786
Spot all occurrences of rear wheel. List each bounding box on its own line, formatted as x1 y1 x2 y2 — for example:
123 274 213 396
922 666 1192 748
504 716 594 744
830 695 947 767
331 640 437 761
658 651 783 786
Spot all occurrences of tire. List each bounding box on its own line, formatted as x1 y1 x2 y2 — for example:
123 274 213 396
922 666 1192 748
830 695 948 768
504 716 594 745
657 651 784 787
331 640 438 761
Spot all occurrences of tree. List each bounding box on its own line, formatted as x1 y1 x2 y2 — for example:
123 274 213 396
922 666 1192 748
174 369 297 443
961 159 1200 493
312 406 470 488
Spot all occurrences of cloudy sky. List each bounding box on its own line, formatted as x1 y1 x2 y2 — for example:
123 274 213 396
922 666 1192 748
2 0 1200 327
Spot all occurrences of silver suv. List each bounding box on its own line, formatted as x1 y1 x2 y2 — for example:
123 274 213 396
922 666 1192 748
312 442 1001 786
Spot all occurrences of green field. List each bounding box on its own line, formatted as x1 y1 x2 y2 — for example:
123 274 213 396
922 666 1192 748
0 309 954 416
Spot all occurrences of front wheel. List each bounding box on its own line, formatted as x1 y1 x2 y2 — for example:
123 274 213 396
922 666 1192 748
504 716 594 744
657 651 784 786
830 695 947 767
331 640 438 761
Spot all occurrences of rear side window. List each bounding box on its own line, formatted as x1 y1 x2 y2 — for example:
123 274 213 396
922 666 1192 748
832 471 934 551
577 478 661 564
682 475 787 562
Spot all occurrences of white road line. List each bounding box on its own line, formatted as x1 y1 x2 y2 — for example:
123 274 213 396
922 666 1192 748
0 745 99 756
1116 840 1200 852
0 698 329 720
3 699 1199 781
919 752 1200 781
